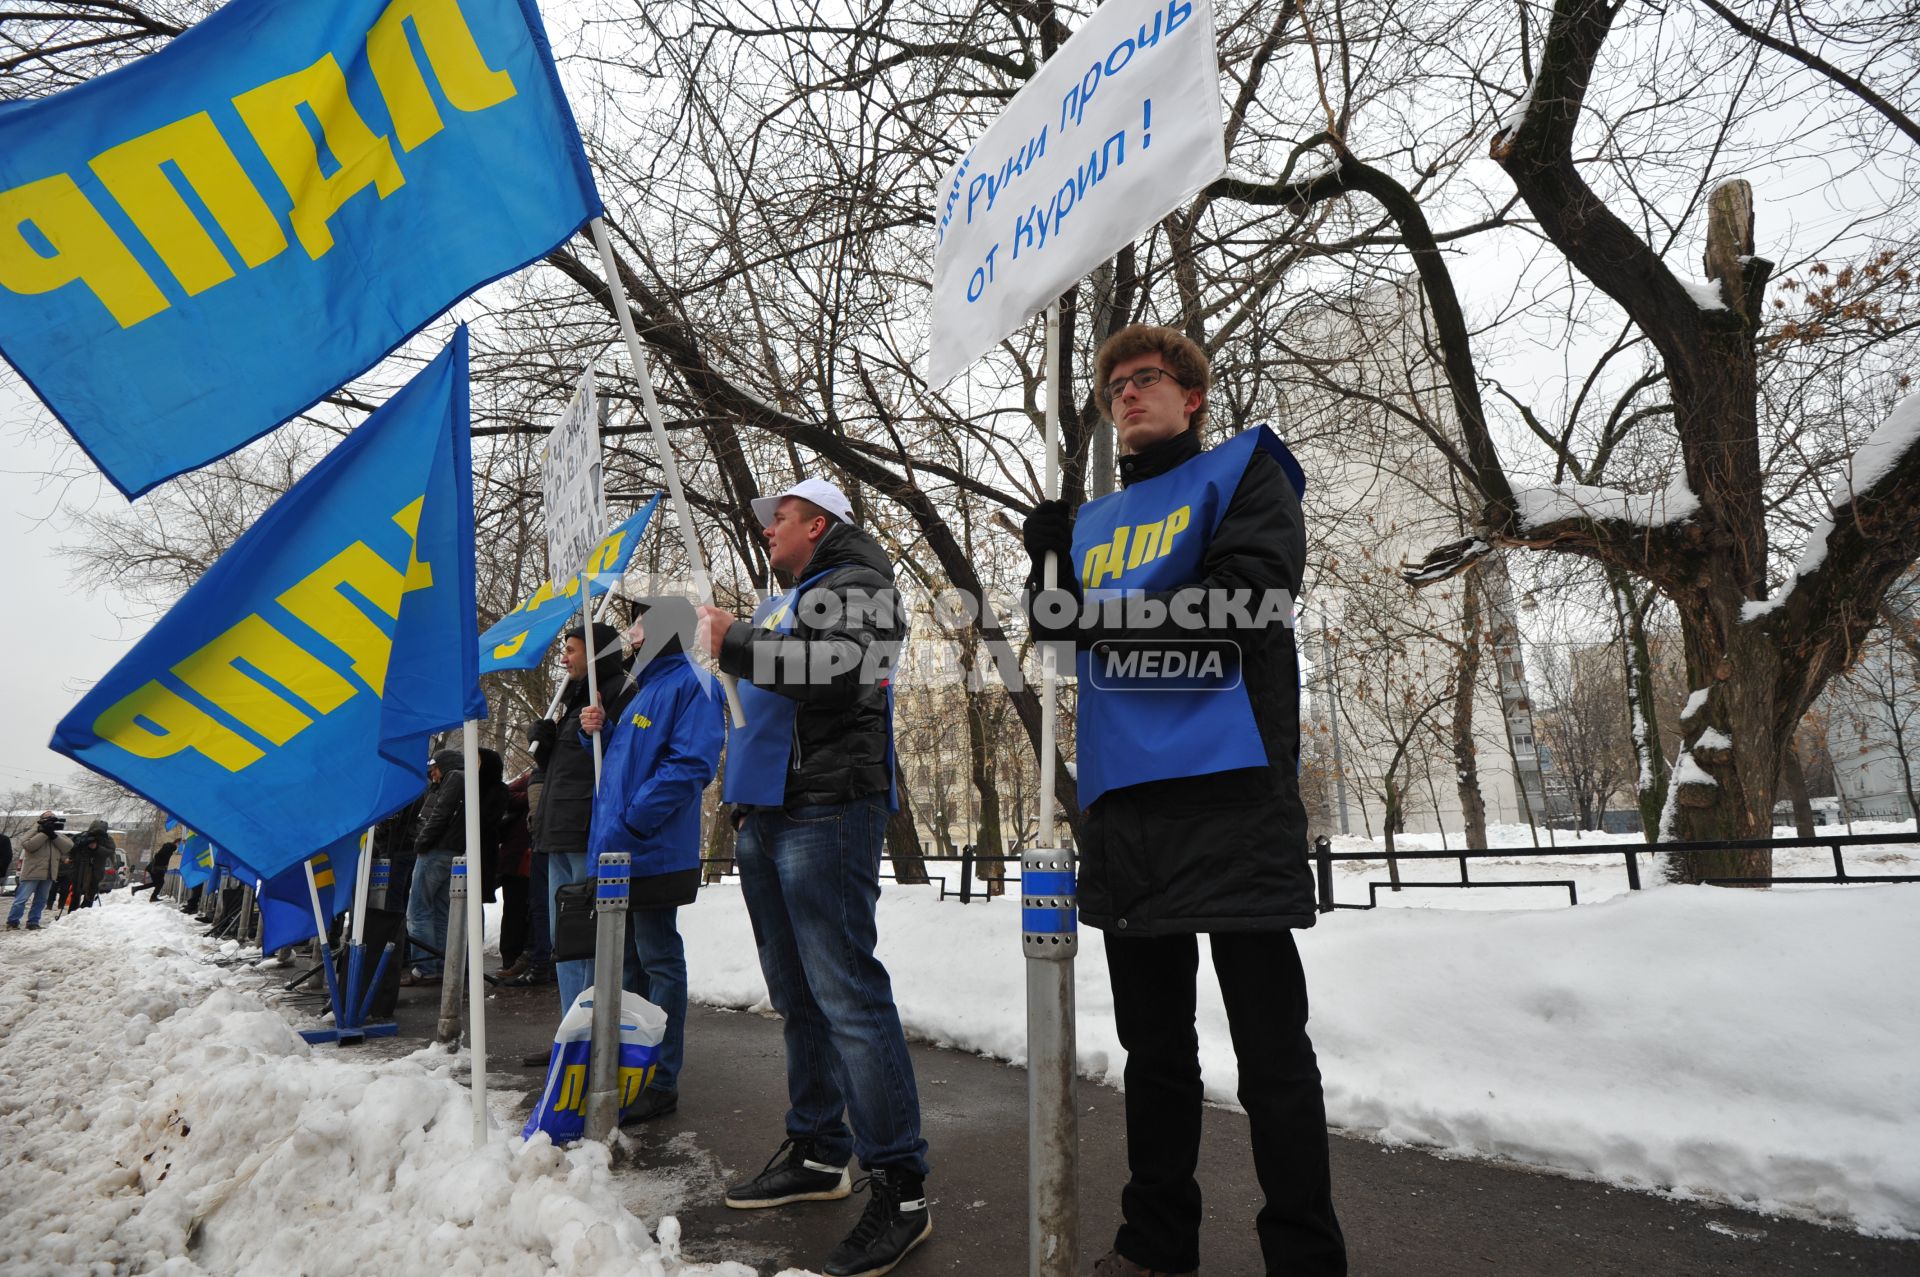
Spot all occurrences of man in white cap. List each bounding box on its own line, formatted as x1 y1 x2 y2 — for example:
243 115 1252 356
696 479 931 1277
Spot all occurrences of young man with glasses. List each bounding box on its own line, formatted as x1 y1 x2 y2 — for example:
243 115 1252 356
1023 325 1346 1277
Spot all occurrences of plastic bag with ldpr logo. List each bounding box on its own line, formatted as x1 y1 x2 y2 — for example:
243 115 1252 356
521 987 667 1143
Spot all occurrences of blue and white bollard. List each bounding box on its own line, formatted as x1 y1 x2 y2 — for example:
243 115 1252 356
586 851 631 1141
438 859 468 1044
1024 846 1078 1275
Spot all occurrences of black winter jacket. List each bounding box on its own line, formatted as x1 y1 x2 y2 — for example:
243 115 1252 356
1027 427 1317 934
413 748 511 864
717 522 903 808
530 648 638 855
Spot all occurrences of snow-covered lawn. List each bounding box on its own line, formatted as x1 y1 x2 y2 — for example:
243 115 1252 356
0 900 763 1277
3 832 1915 1276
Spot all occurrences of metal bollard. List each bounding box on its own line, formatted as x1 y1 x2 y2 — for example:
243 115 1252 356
238 885 256 946
437 859 468 1044
1023 847 1078 1276
369 857 393 911
1314 836 1335 913
585 851 631 1142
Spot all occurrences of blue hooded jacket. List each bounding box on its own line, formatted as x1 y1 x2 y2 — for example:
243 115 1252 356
584 650 725 879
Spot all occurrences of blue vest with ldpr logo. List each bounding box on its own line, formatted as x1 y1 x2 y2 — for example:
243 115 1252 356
1069 426 1306 807
720 570 899 809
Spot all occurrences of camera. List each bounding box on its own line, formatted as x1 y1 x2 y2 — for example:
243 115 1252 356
38 814 64 833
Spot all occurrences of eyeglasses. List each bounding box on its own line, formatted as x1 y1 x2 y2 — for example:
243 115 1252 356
1100 367 1183 404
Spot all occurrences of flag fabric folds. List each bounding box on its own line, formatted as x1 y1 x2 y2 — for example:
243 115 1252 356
51 328 483 883
175 834 216 890
0 0 601 497
479 495 660 673
251 834 364 953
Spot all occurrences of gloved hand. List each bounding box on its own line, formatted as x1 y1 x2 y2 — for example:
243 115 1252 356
1022 499 1073 567
526 719 558 750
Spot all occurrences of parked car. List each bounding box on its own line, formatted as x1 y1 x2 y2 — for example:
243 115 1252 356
98 851 130 893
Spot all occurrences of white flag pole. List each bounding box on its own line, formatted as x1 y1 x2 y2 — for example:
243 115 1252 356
579 573 605 787
587 216 746 727
349 826 374 948
462 719 488 1146
1027 298 1078 1277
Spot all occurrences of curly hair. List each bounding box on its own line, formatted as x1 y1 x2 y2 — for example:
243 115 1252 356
1092 324 1211 436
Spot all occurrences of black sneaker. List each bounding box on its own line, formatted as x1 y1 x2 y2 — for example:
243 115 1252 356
821 1167 931 1277
723 1137 852 1209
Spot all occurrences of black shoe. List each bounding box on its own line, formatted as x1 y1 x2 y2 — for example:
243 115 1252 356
724 1137 852 1209
521 1050 551 1068
618 1087 679 1125
5 921 16 930
821 1167 932 1277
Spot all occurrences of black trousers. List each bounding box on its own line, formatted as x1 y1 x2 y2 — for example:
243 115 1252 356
1104 929 1346 1275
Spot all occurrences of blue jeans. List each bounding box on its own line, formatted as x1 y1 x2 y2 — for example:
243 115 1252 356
406 852 453 976
525 854 552 963
622 906 687 1093
8 880 52 927
735 795 928 1175
549 851 592 1016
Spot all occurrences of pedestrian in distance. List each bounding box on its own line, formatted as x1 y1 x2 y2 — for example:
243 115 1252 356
132 838 177 899
1022 325 1347 1277
495 771 536 980
577 597 724 1125
7 813 72 931
402 750 463 986
697 477 931 1277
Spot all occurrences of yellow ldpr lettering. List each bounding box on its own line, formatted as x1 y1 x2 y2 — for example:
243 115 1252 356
1162 504 1191 547
367 0 518 152
557 1063 587 1114
1125 519 1164 570
232 54 405 260
88 113 289 297
490 631 530 661
0 174 169 327
312 853 336 889
1082 526 1129 589
276 500 433 693
170 613 357 746
92 681 265 773
583 529 626 577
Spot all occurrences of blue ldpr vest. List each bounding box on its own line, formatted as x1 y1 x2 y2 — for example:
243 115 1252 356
1069 426 1306 807
720 570 899 809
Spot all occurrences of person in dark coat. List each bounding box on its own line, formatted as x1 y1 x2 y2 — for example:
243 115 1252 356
402 750 464 985
697 480 931 1277
70 820 116 909
374 791 426 917
133 839 177 899
0 830 12 886
495 771 534 978
527 620 636 1016
1023 325 1345 1277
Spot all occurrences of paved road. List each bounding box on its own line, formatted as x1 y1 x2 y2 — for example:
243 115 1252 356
344 975 1918 1277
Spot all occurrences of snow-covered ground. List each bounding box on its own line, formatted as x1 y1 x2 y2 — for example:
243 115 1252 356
0 901 770 1277
2 828 1916 1276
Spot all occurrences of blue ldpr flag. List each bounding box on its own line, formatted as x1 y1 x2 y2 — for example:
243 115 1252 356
0 0 601 497
479 495 660 673
176 834 216 889
50 328 484 883
251 834 363 953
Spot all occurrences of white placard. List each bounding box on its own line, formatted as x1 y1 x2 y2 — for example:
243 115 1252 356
926 0 1226 386
541 368 607 584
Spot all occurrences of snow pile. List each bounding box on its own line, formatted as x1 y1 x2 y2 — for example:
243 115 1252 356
0 899 757 1277
1513 474 1700 532
675 870 1920 1236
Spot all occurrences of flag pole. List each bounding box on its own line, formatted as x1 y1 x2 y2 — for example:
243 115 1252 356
462 719 488 1146
302 859 351 1040
587 216 746 728
579 573 605 787
1026 297 1079 1277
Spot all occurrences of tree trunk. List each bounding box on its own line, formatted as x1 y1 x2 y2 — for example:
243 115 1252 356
1781 737 1816 839
963 673 1007 897
1610 572 1669 842
1662 609 1777 883
887 758 930 884
1452 570 1489 848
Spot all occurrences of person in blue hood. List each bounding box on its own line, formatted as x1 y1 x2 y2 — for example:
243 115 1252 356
578 596 724 1123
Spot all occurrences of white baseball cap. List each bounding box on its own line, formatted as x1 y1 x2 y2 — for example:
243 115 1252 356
750 477 856 529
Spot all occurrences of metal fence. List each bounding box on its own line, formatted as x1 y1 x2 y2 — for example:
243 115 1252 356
702 831 1920 910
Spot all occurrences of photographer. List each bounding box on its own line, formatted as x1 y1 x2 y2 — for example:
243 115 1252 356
69 819 116 909
7 813 71 930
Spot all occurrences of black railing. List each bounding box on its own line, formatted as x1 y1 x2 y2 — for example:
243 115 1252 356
703 830 1920 910
1310 830 1920 911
